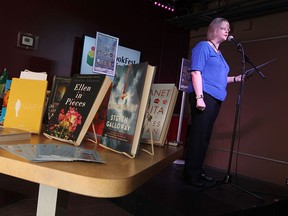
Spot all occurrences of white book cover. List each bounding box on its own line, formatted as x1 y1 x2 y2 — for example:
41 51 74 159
141 83 178 146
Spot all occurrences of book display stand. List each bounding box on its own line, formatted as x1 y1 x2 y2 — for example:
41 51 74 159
141 112 154 156
85 120 99 145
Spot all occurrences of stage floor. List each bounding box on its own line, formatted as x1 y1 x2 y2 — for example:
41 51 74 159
0 160 288 216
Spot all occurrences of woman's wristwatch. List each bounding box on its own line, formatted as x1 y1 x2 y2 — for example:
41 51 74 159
195 94 204 99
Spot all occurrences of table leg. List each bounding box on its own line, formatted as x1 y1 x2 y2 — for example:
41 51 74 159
36 184 69 216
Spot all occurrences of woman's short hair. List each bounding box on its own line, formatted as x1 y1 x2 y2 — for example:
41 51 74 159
207 17 229 40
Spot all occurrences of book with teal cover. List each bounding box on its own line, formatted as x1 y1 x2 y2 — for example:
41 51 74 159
0 80 12 124
100 62 156 158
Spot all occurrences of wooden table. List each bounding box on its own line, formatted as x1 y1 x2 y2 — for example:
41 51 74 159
0 135 183 215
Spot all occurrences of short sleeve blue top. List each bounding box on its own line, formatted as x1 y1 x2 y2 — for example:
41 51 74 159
188 41 230 101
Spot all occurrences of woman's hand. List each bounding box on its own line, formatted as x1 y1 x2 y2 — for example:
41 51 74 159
233 74 250 83
196 98 206 111
234 75 242 82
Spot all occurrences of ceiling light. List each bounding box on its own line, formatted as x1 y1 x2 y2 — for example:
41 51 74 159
153 1 175 12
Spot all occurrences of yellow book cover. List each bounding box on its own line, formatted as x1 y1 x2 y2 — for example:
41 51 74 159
4 78 48 134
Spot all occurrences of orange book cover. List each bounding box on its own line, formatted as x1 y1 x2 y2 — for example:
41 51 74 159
4 78 48 134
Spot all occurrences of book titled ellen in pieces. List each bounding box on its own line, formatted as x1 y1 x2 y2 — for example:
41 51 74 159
43 74 112 146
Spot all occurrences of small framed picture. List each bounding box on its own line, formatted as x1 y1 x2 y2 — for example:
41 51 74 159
93 32 119 77
17 32 39 50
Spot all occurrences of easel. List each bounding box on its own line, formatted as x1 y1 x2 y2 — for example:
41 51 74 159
168 91 186 146
168 58 191 147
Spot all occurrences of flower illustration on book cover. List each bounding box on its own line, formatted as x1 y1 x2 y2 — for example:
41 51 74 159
48 107 82 140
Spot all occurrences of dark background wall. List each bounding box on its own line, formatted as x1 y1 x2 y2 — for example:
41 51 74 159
0 0 189 106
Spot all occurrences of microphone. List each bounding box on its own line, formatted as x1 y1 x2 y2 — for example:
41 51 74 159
227 35 240 46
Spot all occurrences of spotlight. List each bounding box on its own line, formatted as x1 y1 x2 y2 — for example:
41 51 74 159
152 0 175 12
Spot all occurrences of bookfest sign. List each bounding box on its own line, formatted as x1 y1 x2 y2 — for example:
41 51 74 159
117 46 141 66
80 35 141 77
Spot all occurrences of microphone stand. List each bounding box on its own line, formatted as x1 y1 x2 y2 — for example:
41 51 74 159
202 42 264 201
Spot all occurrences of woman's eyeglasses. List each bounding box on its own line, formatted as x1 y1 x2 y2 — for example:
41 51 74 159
219 27 230 32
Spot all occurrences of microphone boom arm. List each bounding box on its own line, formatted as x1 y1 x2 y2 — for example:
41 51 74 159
235 46 266 79
228 35 277 79
244 57 278 77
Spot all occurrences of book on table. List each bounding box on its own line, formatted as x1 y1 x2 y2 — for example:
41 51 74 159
19 69 48 80
99 62 156 158
3 78 48 134
0 69 9 99
0 80 12 125
43 74 112 146
43 75 72 124
87 82 112 143
141 83 178 146
0 126 31 142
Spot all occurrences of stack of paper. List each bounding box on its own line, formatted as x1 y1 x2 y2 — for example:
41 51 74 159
0 144 105 163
